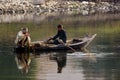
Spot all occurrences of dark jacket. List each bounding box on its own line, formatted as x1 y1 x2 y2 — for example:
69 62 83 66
53 29 67 43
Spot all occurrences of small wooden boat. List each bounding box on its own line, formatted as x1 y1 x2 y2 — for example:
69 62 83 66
14 34 97 53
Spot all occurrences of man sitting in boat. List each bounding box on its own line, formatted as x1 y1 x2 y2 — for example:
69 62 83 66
15 27 31 47
49 24 67 45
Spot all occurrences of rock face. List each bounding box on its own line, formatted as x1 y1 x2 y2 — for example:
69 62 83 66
37 1 120 15
0 0 34 14
0 0 120 15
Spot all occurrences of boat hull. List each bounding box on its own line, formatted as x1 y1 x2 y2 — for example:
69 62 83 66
14 34 96 53
34 42 87 52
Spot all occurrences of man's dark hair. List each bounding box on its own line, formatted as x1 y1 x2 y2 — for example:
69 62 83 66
21 27 28 32
57 24 63 28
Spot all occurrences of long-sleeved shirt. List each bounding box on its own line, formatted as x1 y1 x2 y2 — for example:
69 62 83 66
53 29 67 43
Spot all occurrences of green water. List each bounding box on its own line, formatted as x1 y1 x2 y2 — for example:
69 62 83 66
0 13 120 80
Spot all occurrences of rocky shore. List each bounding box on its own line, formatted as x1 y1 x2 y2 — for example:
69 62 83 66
0 1 120 15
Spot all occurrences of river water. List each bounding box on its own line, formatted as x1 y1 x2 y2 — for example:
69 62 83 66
0 12 120 80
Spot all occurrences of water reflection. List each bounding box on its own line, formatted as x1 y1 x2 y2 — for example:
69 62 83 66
82 53 120 80
14 51 67 74
0 12 120 23
0 12 61 23
33 48 96 75
49 52 67 73
15 52 31 73
0 11 120 80
2 48 120 80
82 48 97 62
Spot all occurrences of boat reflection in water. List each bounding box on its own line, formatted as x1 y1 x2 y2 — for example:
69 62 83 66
49 52 67 73
14 47 96 75
15 52 31 73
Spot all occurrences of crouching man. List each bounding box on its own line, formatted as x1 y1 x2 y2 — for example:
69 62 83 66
15 27 31 47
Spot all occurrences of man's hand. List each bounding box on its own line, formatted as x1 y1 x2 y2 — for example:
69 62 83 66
49 36 53 39
25 33 30 36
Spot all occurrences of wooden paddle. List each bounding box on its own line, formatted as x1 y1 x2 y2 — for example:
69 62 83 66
82 48 96 62
44 38 76 52
66 45 76 52
43 37 53 44
58 39 76 52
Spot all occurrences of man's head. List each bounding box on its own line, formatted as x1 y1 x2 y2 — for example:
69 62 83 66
21 27 28 34
57 24 63 31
